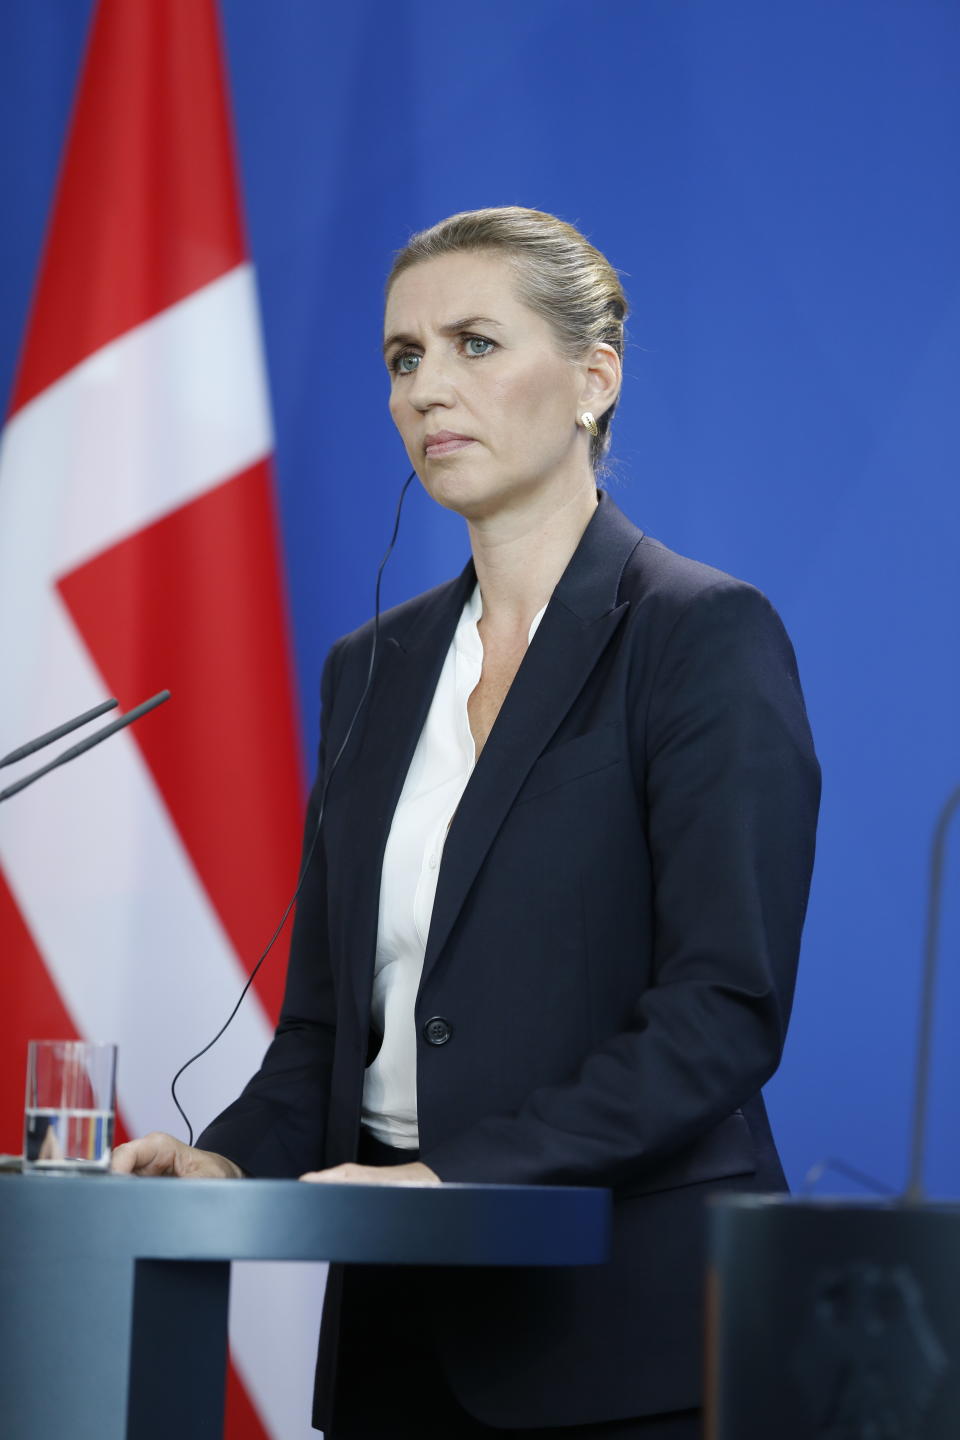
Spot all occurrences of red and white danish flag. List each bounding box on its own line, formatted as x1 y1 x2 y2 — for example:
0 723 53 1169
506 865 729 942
0 2 325 1435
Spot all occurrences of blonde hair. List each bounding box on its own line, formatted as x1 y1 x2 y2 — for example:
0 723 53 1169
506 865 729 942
386 206 628 468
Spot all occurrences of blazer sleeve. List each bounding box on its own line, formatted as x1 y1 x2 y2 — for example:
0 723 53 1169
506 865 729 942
419 580 821 1187
195 643 342 1178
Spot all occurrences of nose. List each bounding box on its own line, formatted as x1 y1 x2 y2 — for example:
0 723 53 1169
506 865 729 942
405 350 456 412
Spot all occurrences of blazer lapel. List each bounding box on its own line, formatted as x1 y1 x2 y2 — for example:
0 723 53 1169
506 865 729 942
421 493 643 986
336 567 474 1024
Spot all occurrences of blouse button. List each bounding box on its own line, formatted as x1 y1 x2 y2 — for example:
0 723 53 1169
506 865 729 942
428 853 439 869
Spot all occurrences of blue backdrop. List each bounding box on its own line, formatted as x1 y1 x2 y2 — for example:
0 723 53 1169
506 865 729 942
2 0 957 1196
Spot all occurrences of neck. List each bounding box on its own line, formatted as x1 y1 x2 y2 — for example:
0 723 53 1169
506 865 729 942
467 480 598 637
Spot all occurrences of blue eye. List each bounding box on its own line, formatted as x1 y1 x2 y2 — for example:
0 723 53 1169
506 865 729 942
389 334 494 375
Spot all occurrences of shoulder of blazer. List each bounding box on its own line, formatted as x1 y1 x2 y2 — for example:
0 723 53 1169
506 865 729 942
329 560 476 675
621 530 765 611
551 489 769 626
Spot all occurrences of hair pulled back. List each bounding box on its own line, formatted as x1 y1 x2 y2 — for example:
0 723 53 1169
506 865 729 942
386 207 628 469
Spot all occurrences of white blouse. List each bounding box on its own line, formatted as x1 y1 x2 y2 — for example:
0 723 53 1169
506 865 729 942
360 583 547 1149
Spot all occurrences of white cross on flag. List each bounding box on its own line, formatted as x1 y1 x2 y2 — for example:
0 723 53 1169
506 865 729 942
0 1 326 1434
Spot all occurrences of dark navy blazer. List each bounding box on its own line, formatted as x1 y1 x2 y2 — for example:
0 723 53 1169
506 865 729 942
200 491 820 1428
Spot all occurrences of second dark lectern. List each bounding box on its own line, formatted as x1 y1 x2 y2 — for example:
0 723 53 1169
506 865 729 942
0 1172 610 1440
707 1196 960 1438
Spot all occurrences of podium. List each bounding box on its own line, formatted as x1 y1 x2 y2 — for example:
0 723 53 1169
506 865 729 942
0 1172 610 1440
707 1196 960 1438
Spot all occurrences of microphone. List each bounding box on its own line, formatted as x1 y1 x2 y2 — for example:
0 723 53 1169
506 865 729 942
0 691 171 804
0 698 118 769
903 782 960 1204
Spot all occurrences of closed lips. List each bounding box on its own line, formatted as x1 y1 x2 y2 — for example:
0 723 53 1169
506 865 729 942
425 432 474 453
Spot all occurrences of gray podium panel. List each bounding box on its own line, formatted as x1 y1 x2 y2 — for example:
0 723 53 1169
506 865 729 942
707 1196 960 1439
0 1173 610 1440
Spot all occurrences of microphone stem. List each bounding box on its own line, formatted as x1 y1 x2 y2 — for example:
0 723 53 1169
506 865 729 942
904 784 960 1204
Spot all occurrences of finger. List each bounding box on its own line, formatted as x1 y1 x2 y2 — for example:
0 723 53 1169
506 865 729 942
110 1141 139 1174
299 1164 399 1185
111 1140 165 1175
111 1133 177 1176
298 1164 365 1183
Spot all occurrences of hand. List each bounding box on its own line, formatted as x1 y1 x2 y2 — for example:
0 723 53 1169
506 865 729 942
111 1131 244 1179
299 1161 440 1186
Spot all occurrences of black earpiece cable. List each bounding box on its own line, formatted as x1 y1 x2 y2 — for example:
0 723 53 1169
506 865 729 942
170 470 418 1144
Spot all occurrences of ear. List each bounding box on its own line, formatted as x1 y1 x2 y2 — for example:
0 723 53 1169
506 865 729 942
577 343 621 423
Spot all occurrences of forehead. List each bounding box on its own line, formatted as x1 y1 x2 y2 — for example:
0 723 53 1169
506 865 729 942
384 251 532 334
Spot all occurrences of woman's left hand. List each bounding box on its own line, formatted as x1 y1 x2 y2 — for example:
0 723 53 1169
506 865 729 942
299 1161 440 1185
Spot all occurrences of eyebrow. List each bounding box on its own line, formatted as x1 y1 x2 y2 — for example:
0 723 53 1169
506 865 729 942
382 315 503 356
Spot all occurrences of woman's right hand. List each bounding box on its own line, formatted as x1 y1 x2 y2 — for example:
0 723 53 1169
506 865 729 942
111 1131 244 1179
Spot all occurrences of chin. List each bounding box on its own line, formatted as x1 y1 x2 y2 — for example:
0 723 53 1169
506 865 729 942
420 457 543 523
419 466 493 518
427 484 487 520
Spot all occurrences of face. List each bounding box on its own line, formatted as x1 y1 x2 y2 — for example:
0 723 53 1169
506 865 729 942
383 252 592 522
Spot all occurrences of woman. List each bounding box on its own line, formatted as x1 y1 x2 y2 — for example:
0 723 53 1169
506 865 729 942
114 208 820 1438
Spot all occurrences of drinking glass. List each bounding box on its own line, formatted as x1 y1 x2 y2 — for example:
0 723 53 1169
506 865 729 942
23 1040 117 1173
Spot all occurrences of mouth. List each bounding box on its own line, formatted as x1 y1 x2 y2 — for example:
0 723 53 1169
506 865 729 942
424 431 475 458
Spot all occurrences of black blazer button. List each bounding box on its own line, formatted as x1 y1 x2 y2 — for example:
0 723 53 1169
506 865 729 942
423 1016 452 1046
